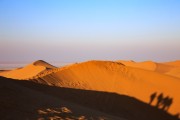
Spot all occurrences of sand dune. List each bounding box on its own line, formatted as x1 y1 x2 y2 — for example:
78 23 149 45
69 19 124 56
155 63 180 78
0 60 57 79
1 60 180 118
29 60 180 115
117 60 157 71
117 60 180 78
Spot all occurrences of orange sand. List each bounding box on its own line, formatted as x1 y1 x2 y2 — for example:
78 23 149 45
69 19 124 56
1 60 180 115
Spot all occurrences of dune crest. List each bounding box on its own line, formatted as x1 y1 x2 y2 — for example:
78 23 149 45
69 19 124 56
33 60 56 69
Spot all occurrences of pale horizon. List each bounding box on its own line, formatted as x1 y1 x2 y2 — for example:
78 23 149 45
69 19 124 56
0 0 180 62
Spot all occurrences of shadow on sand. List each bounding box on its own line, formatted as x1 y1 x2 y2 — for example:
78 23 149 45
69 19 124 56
0 77 179 120
149 92 173 112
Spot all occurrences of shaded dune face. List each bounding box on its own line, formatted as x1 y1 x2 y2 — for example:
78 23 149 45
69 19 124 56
33 60 180 115
0 77 123 120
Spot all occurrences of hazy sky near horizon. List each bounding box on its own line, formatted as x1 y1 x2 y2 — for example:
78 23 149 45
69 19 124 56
0 0 180 62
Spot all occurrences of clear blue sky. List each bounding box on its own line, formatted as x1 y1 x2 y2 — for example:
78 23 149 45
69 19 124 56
0 0 180 62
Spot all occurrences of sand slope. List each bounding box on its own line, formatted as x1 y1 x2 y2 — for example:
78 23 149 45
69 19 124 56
0 60 57 79
33 60 180 115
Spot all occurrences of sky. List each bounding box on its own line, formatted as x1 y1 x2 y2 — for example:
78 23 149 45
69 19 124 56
0 0 180 63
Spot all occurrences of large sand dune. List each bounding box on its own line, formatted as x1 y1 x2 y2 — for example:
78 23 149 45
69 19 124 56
30 60 180 115
0 60 180 119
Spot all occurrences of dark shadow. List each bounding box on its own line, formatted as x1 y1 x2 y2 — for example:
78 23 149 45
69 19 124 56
151 92 174 112
175 113 180 119
162 96 173 111
0 77 179 120
149 92 157 105
156 93 164 108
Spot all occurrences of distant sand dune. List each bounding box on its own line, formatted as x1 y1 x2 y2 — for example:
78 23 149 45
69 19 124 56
117 60 157 71
117 60 180 78
0 60 57 79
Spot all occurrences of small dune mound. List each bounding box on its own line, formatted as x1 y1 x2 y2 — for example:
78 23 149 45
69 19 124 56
0 60 57 80
117 60 157 71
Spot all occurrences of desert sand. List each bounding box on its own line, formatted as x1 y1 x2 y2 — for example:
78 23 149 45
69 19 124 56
0 60 56 79
0 60 180 120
